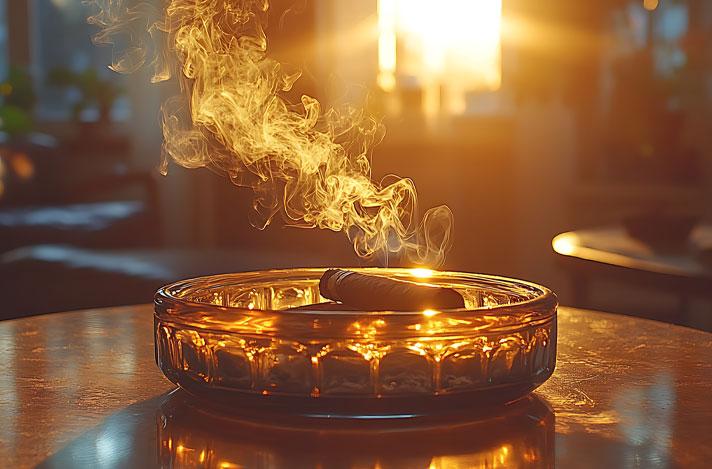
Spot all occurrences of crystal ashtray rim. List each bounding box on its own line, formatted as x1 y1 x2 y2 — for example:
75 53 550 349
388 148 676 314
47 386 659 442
155 267 557 317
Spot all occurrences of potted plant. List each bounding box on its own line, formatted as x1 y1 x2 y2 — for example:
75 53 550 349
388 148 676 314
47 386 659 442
47 66 124 126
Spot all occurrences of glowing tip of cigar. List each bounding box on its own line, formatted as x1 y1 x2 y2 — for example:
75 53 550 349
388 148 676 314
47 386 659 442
410 268 434 278
423 309 439 317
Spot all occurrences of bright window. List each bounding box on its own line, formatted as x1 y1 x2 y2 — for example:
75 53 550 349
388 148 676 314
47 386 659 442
31 0 130 122
377 0 502 115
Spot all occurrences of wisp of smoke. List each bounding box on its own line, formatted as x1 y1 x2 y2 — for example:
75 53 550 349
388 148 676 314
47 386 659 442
85 0 454 266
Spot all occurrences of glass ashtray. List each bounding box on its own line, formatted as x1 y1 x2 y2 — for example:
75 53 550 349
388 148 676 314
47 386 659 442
154 268 557 417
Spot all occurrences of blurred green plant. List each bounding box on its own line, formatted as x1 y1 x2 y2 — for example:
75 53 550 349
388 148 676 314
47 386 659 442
0 66 36 136
47 66 124 122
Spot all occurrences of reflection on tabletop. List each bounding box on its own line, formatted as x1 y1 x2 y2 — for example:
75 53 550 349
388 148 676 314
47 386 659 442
9 306 711 468
38 389 555 469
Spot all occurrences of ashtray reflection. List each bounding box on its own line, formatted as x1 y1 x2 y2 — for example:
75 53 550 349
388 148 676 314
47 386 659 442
157 389 554 468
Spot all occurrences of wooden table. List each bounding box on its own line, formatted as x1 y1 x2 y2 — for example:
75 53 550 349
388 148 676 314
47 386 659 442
1 305 711 468
553 225 712 316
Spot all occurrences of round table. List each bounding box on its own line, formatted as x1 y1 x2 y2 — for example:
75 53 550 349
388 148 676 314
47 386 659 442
1 305 711 468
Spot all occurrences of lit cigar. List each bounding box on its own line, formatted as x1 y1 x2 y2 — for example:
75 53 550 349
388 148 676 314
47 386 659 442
318 269 465 311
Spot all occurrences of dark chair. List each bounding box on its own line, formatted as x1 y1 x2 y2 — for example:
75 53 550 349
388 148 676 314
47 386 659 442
0 133 165 318
0 168 161 253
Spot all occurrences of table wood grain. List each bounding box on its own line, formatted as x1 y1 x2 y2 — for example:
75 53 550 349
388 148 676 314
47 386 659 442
1 305 711 468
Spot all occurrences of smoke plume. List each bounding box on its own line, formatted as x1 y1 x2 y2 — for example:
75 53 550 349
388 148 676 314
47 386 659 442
85 0 454 266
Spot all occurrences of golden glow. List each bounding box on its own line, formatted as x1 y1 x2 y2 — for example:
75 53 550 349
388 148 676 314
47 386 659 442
10 153 35 180
644 0 658 11
423 309 439 317
377 0 397 91
348 341 391 361
552 236 576 256
428 442 512 468
219 463 241 469
377 0 502 114
410 268 434 278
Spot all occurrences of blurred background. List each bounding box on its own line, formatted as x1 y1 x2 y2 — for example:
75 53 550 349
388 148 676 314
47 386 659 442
0 0 710 330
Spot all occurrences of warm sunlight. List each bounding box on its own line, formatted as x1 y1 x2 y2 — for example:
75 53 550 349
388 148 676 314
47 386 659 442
378 0 502 114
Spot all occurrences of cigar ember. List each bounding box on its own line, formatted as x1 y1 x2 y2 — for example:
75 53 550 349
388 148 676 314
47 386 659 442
319 269 465 311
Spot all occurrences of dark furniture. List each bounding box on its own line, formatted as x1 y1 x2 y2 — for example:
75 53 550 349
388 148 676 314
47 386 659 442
553 225 712 322
0 161 166 318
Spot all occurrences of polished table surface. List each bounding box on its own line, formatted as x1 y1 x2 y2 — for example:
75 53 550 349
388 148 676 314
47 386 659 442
1 305 711 468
